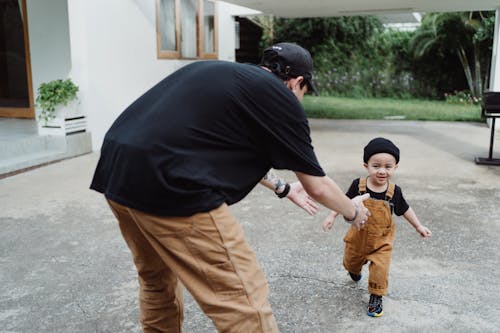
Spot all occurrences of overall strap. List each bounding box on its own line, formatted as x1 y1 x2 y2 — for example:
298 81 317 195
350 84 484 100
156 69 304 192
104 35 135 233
358 177 367 194
385 182 396 200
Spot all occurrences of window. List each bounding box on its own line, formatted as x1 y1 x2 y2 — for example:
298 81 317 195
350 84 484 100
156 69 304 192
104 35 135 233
157 0 217 59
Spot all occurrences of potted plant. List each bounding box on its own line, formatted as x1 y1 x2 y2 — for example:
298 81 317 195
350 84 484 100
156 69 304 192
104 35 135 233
36 78 86 135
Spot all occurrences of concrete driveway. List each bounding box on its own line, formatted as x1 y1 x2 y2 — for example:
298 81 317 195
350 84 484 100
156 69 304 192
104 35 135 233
1 119 499 332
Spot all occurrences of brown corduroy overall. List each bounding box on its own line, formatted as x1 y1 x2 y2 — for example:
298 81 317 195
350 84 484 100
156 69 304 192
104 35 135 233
343 177 396 296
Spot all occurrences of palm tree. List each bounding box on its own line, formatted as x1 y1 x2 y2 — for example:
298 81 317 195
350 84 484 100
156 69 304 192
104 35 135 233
410 12 493 99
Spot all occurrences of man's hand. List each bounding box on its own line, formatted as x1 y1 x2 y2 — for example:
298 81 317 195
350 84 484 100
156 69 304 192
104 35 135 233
350 193 371 230
287 181 319 216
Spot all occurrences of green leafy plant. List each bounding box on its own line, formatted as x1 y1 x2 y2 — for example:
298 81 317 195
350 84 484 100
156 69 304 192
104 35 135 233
36 78 79 124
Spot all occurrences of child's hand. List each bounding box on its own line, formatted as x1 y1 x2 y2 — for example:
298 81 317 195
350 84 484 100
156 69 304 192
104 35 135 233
416 225 432 238
322 211 338 232
322 218 334 232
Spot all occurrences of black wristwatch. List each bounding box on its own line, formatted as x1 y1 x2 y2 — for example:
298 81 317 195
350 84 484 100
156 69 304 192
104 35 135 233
275 183 291 198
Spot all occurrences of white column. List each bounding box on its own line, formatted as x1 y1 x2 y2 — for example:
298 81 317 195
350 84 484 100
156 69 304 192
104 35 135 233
486 9 500 128
489 9 500 91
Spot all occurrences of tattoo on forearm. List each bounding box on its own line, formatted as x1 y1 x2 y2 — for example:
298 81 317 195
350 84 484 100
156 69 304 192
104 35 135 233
263 169 285 190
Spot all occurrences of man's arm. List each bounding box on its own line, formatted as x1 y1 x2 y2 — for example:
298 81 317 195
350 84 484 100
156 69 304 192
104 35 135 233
295 172 370 229
260 169 319 215
260 169 287 193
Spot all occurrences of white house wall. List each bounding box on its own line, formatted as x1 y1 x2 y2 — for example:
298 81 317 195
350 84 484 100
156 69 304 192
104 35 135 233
63 0 253 151
218 1 261 62
26 0 72 107
66 0 187 151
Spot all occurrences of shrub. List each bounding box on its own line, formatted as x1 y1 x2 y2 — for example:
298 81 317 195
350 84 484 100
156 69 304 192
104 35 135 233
444 90 482 105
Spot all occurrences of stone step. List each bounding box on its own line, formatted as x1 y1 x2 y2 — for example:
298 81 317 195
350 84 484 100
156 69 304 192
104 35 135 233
0 149 67 175
0 132 92 177
0 135 66 160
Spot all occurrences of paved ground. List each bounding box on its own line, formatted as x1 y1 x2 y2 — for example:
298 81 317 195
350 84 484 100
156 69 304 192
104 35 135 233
1 119 499 333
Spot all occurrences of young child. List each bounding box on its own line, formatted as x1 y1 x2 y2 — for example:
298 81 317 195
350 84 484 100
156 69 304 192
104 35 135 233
322 137 431 317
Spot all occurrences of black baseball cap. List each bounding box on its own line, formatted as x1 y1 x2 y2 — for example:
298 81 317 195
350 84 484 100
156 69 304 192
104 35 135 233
261 42 318 96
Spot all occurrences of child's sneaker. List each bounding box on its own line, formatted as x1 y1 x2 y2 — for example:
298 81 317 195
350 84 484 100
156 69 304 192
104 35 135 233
348 272 362 282
367 294 383 317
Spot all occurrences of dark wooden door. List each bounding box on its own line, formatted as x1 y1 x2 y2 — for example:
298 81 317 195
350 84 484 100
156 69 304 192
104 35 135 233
0 0 34 118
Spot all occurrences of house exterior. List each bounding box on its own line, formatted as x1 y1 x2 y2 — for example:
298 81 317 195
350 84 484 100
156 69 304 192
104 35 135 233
2 0 500 159
0 0 260 151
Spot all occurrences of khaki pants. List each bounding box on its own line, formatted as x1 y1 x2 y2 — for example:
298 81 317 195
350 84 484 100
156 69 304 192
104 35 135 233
343 198 395 296
107 200 279 333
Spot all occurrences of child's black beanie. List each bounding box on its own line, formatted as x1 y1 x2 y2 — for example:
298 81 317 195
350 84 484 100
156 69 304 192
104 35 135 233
363 137 400 163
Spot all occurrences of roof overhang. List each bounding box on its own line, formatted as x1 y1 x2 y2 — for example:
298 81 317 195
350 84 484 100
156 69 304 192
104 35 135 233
220 0 500 18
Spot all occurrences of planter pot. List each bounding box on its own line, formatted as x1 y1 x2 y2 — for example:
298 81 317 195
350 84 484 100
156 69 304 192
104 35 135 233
38 100 86 136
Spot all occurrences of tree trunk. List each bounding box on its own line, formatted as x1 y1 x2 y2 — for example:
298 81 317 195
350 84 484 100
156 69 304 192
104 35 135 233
473 41 482 98
457 45 476 97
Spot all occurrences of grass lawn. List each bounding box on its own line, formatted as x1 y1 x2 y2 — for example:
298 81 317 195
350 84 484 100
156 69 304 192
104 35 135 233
303 96 482 122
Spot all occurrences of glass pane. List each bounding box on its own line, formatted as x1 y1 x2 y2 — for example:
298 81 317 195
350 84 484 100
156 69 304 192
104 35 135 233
0 0 29 108
159 0 177 51
181 0 197 58
203 0 215 54
234 21 240 50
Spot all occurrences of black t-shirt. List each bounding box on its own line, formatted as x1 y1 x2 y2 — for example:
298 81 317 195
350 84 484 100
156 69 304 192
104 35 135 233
90 60 325 216
345 178 409 216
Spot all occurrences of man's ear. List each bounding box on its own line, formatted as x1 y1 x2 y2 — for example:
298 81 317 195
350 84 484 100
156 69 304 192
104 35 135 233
293 76 305 90
363 163 368 169
286 76 304 91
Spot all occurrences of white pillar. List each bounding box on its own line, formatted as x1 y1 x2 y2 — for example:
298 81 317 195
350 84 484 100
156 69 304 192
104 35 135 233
486 9 500 128
489 9 500 91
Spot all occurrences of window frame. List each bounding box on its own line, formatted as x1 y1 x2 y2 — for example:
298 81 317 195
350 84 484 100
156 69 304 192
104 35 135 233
198 0 217 59
156 0 218 60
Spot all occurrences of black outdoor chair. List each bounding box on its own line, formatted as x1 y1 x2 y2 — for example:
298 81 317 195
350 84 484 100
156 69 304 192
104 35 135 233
475 91 500 165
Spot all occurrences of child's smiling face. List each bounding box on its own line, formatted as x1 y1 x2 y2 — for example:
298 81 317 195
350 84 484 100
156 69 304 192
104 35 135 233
364 153 398 188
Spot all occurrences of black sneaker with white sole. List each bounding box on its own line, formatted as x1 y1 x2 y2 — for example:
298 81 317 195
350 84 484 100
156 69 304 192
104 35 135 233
367 294 383 317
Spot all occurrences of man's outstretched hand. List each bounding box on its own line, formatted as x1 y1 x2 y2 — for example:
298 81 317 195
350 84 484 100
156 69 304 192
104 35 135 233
286 181 319 216
350 193 371 230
